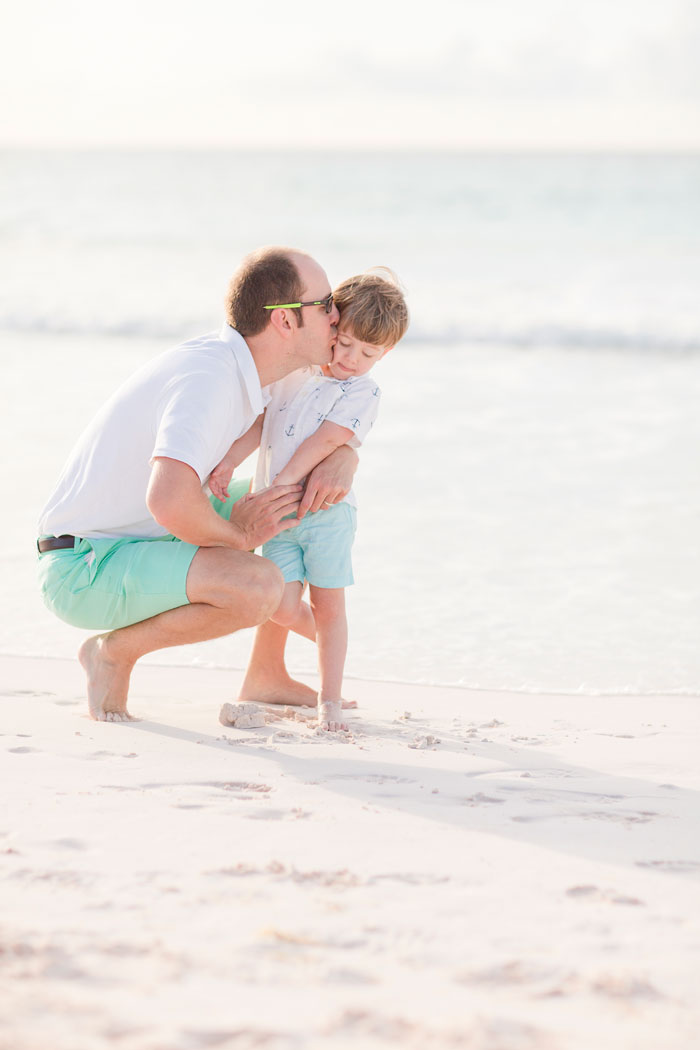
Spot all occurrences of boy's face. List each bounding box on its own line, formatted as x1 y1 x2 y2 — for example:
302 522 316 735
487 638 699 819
325 323 391 381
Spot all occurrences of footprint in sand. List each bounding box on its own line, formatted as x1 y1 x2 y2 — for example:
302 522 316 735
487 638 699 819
566 885 644 906
590 974 664 1001
635 859 700 874
220 781 272 794
270 730 300 743
1 690 55 698
460 793 505 806
578 810 659 825
181 1031 255 1049
8 746 38 754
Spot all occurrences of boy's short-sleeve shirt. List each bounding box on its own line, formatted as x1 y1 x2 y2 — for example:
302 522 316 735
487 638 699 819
39 325 266 540
255 367 381 508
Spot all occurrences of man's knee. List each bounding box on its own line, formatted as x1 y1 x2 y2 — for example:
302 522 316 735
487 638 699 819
187 548 283 625
219 554 284 628
243 558 285 624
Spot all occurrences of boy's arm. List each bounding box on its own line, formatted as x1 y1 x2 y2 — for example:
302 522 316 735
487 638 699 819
292 379 379 515
298 444 358 516
209 413 264 501
274 420 354 487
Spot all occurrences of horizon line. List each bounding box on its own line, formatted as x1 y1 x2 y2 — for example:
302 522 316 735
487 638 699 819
2 143 699 156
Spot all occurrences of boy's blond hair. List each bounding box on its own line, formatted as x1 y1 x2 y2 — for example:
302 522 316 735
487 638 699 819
333 268 408 348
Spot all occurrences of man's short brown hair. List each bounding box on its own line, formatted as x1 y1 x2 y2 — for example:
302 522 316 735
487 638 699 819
225 247 307 337
332 268 409 347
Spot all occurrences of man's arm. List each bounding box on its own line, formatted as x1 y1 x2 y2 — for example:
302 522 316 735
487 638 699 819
274 421 354 487
147 457 303 550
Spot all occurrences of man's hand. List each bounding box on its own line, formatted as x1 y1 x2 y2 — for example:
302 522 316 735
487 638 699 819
229 485 304 549
147 457 303 551
298 445 359 517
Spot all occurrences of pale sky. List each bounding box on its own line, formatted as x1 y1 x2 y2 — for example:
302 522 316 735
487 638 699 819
2 0 698 149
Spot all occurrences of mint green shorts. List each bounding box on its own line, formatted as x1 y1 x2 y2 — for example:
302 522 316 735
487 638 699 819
262 502 357 589
37 479 251 631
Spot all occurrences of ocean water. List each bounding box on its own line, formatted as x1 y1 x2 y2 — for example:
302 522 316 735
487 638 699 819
2 149 699 693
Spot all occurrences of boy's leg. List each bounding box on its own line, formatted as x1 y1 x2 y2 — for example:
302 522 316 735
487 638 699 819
309 585 348 731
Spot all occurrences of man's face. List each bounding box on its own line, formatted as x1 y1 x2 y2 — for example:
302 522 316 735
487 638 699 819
292 256 340 366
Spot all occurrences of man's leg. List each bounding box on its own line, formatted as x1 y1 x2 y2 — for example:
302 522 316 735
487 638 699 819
269 581 316 639
79 547 283 721
237 618 318 707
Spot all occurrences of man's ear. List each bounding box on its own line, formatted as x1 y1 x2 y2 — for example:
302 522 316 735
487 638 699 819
268 308 297 336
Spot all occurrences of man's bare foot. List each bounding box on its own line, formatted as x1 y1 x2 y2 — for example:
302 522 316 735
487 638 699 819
78 635 134 722
238 672 358 710
238 671 318 708
316 699 348 733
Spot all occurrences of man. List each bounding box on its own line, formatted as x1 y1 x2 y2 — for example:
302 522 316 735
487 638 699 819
37 247 357 721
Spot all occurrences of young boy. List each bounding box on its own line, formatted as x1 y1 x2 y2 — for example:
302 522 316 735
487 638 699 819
209 270 409 731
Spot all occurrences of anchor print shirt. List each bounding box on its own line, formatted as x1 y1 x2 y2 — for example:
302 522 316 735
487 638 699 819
253 366 381 509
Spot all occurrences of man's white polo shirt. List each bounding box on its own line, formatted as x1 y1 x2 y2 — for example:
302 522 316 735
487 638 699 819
39 324 266 540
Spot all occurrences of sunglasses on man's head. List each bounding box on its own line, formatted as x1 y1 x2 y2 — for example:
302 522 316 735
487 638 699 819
263 292 334 314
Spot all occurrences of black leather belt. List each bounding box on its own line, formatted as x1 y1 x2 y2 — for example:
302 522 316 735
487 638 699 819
37 535 77 553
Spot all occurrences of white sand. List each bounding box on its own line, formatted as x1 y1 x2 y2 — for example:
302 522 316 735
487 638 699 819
2 653 699 1050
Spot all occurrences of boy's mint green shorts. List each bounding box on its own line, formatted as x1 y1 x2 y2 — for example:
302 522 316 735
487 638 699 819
262 501 357 589
37 479 251 632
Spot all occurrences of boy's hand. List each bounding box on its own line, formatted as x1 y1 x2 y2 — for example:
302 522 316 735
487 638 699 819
228 484 303 550
209 459 234 502
299 445 358 517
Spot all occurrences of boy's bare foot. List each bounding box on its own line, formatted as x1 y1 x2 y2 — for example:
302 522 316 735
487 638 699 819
78 635 134 722
316 699 348 733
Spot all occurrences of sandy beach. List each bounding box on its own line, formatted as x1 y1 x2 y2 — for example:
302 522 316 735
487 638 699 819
2 653 698 1050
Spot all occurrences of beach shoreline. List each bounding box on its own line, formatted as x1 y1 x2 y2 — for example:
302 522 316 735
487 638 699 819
2 653 698 1049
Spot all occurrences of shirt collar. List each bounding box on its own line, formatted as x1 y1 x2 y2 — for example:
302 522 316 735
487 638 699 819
218 323 269 411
